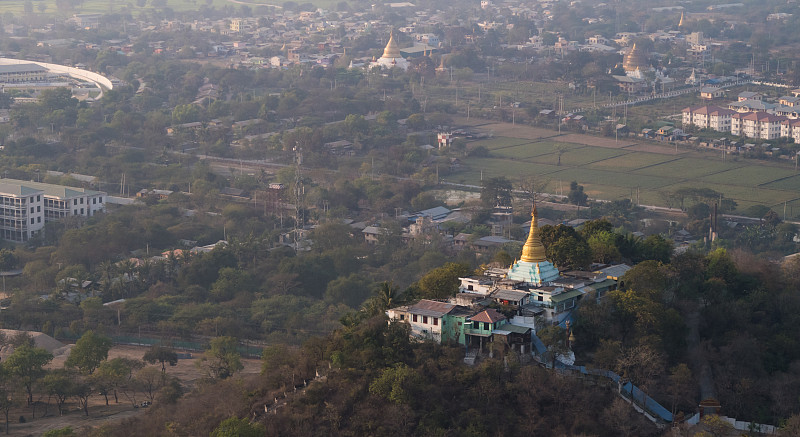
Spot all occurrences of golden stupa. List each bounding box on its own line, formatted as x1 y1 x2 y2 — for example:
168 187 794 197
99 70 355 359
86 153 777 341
520 205 547 263
679 11 685 27
506 203 560 285
381 31 401 59
623 43 649 74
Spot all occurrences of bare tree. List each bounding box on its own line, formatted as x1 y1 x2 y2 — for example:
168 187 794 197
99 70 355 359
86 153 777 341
616 345 665 407
517 175 550 206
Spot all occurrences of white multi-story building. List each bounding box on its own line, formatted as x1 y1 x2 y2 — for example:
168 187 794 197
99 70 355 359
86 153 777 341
0 182 45 242
731 112 786 140
781 119 800 144
0 179 106 242
682 105 735 132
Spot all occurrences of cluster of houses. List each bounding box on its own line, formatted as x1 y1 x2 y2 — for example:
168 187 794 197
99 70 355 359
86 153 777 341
683 89 800 143
358 205 590 254
386 207 630 356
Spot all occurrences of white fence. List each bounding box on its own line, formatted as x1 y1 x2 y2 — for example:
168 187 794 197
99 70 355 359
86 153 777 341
686 413 777 434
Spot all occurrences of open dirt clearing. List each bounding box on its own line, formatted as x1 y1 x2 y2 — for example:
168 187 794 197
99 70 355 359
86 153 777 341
6 344 261 436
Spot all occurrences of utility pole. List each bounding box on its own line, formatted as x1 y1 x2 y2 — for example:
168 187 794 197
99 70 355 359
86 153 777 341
293 145 303 253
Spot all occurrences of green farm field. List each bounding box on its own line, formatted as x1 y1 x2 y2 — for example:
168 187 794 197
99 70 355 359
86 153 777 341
448 122 800 219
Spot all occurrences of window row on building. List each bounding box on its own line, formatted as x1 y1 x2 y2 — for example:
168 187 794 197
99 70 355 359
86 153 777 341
682 105 800 142
0 179 106 242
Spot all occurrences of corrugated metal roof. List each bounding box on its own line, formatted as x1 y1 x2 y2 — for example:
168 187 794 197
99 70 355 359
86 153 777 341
598 264 631 279
501 324 531 334
409 299 455 317
415 206 450 219
550 289 584 303
588 278 617 289
491 289 528 301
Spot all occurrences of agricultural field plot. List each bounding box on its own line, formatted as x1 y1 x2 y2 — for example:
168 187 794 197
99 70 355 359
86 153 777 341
624 143 685 155
633 157 742 180
453 120 800 213
469 137 532 150
700 165 799 187
657 181 797 206
576 183 639 201
451 116 494 127
489 142 558 159
761 174 800 191
546 167 675 190
487 140 588 159
452 158 561 185
478 123 560 141
588 153 677 171
527 147 629 167
557 133 637 148
490 81 572 99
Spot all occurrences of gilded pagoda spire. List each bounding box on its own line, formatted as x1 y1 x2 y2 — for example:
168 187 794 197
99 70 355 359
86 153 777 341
382 30 401 59
520 204 547 263
679 11 685 27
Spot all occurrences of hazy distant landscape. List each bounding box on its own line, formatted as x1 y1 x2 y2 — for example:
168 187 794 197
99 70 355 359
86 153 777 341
0 0 799 435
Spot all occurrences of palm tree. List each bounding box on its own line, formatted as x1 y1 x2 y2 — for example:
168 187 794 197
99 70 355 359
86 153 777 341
97 260 115 296
117 259 137 298
166 250 180 282
363 281 404 316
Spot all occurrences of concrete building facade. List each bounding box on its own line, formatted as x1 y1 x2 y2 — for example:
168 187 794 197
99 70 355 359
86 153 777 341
0 179 106 242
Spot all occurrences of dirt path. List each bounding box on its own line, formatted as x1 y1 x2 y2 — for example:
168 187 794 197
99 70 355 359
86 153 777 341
7 404 143 436
685 307 716 401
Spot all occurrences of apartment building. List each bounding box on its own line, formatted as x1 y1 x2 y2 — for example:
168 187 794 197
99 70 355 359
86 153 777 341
682 105 735 132
731 112 787 140
0 179 106 242
781 119 800 144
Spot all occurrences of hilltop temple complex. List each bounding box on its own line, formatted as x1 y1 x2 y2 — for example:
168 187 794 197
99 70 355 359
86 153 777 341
387 205 630 351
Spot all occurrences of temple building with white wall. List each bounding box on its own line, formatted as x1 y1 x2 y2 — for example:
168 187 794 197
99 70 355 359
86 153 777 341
369 31 409 71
